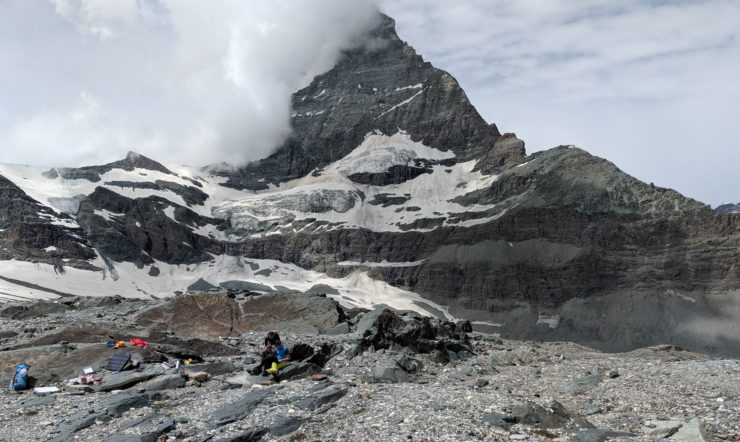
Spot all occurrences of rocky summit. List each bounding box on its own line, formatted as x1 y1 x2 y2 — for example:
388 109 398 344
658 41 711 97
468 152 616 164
1 13 739 442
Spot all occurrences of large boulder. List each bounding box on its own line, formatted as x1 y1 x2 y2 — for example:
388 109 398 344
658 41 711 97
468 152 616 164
136 292 343 339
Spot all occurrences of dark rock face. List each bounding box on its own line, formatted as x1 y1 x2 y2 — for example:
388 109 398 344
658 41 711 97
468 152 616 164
217 14 516 190
0 174 95 267
45 151 175 183
716 203 740 214
105 180 208 206
76 187 222 265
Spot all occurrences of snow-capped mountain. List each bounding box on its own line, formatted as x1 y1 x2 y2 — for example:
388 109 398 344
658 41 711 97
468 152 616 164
1 14 739 356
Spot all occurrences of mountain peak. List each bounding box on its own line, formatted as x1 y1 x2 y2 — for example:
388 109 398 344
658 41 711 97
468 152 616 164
220 12 520 190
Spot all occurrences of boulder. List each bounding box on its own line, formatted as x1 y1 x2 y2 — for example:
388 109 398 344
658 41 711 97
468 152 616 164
137 292 343 339
375 359 409 383
275 361 322 382
290 343 315 361
393 351 423 373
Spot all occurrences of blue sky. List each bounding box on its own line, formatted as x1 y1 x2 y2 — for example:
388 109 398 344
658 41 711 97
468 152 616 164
0 0 737 206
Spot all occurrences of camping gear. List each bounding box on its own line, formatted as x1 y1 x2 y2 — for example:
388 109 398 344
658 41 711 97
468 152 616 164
105 352 131 372
114 341 126 349
66 374 104 386
9 363 30 391
129 338 149 348
34 386 60 395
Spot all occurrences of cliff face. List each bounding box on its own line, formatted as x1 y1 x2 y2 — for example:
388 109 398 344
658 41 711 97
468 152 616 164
0 14 738 355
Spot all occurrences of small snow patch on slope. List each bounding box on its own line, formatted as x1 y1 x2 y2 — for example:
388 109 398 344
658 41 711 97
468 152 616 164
375 87 428 119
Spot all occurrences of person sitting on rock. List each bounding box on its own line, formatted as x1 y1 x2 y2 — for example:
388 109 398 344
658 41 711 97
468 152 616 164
248 331 282 375
265 340 291 375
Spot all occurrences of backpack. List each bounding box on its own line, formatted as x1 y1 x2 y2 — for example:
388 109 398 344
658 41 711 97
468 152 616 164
9 363 30 391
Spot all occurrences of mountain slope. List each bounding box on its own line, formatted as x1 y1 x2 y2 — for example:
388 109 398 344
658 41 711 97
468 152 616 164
0 13 738 355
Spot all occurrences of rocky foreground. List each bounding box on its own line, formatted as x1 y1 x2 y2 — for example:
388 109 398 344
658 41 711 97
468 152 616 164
0 293 738 441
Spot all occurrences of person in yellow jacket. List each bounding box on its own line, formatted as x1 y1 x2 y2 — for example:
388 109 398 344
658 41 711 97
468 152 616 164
265 341 290 375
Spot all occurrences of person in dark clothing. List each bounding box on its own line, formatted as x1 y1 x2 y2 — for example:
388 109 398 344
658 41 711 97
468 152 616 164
248 331 282 375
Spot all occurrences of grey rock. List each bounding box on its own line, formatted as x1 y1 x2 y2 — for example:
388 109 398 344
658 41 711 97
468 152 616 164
138 374 187 392
570 428 636 442
212 388 274 427
213 427 267 442
275 361 322 382
670 418 706 441
393 351 423 373
294 384 348 411
269 415 305 437
188 278 218 292
375 359 409 383
96 365 164 392
482 412 510 429
566 372 606 393
323 322 350 335
185 362 239 377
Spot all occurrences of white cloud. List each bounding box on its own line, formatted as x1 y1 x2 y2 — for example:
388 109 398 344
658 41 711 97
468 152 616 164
0 0 380 167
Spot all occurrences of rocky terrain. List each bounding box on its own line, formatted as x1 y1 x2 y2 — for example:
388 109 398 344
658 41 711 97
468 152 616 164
0 12 739 357
0 294 738 441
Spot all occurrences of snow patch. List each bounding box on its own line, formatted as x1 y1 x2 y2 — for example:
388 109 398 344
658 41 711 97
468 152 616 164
0 257 452 319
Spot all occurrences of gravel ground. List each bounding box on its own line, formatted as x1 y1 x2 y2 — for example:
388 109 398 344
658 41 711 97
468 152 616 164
1 332 738 442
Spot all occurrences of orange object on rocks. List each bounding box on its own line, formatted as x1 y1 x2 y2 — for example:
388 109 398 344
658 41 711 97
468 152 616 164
114 341 126 349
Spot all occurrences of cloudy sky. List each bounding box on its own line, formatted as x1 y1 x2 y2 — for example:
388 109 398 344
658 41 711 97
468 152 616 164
0 0 737 206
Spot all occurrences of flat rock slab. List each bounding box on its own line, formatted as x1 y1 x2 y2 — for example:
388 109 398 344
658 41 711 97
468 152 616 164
105 412 176 442
293 384 348 411
51 392 154 441
138 373 187 392
269 415 305 437
96 365 165 392
185 362 239 377
670 418 706 441
212 388 275 427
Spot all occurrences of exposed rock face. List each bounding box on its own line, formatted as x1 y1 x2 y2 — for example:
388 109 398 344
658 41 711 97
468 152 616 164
76 187 222 265
136 292 344 339
0 13 738 357
217 14 517 190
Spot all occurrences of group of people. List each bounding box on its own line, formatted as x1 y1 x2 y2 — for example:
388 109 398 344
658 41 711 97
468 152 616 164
249 331 291 376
